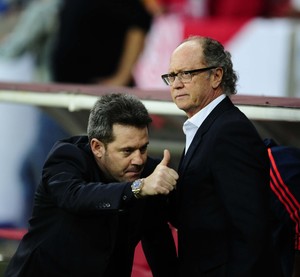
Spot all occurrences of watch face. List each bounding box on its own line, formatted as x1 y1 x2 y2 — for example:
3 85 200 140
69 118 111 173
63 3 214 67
131 179 144 199
132 180 142 190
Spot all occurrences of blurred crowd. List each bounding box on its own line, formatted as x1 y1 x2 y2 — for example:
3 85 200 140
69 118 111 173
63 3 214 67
146 0 300 18
0 0 300 86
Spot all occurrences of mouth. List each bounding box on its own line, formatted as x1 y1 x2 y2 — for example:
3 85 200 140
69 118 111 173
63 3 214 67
125 169 143 179
175 93 188 100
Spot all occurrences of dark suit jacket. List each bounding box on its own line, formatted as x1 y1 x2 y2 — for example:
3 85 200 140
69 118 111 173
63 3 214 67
5 136 177 277
170 96 283 277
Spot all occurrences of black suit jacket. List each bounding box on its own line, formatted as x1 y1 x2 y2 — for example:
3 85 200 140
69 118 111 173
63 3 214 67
170 97 283 277
5 136 177 277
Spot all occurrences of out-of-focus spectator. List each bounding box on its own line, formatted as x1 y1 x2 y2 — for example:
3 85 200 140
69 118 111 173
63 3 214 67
144 0 186 15
0 0 8 13
0 0 69 230
0 0 62 82
50 0 153 87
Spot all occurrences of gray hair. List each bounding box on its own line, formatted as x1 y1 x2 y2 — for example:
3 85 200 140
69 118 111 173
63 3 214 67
87 93 152 143
182 36 238 95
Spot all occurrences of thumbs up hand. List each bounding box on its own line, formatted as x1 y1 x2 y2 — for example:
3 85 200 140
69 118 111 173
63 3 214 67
139 149 178 197
159 148 171 166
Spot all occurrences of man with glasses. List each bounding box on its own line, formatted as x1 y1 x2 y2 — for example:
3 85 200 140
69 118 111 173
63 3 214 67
162 36 283 276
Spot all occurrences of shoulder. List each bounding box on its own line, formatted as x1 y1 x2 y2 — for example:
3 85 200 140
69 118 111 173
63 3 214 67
44 135 92 167
50 135 89 154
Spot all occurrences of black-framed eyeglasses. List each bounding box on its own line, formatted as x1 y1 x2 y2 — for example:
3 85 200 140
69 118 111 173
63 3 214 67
161 66 217 86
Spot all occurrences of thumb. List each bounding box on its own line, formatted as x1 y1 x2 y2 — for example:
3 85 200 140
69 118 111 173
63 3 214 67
160 149 170 166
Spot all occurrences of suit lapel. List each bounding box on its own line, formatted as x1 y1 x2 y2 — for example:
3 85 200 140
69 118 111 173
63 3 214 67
178 96 234 174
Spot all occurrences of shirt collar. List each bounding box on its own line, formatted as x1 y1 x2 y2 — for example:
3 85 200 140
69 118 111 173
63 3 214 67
184 94 226 129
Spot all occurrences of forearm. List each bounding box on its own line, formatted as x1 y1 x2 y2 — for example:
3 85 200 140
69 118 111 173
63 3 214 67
98 27 146 86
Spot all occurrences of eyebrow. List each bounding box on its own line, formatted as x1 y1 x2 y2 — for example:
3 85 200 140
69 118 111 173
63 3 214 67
120 142 149 151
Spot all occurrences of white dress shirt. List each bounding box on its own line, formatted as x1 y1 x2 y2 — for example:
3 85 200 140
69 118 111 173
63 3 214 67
183 94 226 153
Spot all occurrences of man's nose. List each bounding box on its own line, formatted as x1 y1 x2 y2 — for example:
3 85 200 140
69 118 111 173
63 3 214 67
132 151 144 165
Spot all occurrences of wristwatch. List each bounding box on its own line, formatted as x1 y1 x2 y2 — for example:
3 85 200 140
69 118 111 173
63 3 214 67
131 178 144 199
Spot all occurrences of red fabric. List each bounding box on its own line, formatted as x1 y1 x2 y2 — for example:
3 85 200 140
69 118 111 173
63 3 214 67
266 0 293 17
268 148 300 251
132 242 153 277
208 0 266 17
132 227 178 277
183 17 251 45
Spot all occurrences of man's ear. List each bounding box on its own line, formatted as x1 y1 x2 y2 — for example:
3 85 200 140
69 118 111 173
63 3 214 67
90 138 105 158
211 67 223 89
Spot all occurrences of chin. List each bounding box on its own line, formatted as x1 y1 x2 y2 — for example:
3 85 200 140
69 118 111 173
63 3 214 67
175 101 187 109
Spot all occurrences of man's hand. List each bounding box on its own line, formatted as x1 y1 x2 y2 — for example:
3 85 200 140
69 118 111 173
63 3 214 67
140 149 178 196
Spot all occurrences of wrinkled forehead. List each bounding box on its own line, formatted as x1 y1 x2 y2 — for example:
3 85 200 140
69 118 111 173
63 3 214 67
169 41 204 70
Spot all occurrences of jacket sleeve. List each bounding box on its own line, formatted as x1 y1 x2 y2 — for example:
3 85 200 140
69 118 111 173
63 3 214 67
40 141 132 214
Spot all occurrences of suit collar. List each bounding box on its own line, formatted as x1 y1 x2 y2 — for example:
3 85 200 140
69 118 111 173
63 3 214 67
179 96 234 173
